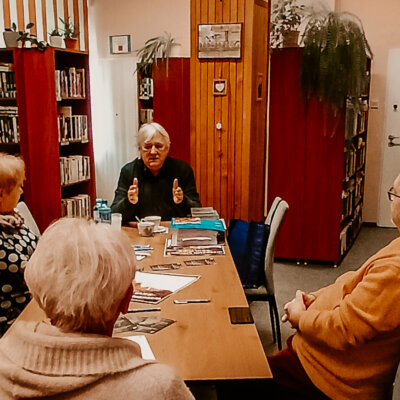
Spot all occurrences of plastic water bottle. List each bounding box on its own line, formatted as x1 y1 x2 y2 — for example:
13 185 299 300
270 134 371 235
93 198 102 223
99 200 111 224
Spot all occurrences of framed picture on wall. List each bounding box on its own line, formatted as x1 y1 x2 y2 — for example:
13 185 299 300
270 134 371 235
198 23 242 59
110 35 131 54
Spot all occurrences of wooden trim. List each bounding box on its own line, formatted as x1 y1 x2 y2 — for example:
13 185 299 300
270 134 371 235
255 0 267 8
83 0 89 51
41 0 47 40
53 0 58 26
63 0 69 21
17 0 25 32
3 0 11 28
73 0 79 49
28 0 37 36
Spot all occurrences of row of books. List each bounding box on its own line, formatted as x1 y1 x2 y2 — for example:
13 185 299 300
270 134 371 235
345 99 369 138
0 106 19 143
343 137 366 181
0 63 16 98
139 108 154 124
61 194 91 218
60 155 91 185
139 77 154 100
57 106 88 144
55 67 86 100
341 171 365 221
340 204 362 257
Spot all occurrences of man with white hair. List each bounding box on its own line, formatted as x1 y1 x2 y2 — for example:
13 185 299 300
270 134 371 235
111 122 201 223
0 218 194 399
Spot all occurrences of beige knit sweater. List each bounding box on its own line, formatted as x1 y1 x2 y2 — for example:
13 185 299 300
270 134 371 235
0 320 194 399
293 236 400 400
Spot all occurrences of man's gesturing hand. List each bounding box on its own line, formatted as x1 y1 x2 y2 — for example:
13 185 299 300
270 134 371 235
173 178 183 204
128 177 139 204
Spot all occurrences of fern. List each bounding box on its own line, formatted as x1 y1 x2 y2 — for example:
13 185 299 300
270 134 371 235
300 11 372 111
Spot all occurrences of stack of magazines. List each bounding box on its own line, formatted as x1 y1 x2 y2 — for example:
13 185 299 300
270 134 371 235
191 207 219 220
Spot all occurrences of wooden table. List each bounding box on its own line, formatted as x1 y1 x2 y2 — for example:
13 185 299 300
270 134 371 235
11 223 271 386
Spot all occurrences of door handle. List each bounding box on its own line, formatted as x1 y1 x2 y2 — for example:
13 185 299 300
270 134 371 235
388 135 400 147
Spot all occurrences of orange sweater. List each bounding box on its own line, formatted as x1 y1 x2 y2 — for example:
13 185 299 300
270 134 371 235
293 236 400 400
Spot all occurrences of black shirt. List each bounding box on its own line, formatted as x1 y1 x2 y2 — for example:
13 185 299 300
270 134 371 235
111 157 201 223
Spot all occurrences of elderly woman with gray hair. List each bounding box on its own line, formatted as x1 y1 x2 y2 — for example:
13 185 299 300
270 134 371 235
111 122 201 223
0 153 37 337
0 218 194 399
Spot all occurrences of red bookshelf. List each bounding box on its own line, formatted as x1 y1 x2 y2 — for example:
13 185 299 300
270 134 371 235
268 48 369 264
0 48 95 232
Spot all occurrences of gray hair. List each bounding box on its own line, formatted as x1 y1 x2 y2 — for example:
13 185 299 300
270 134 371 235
0 152 25 194
25 218 136 333
137 122 170 150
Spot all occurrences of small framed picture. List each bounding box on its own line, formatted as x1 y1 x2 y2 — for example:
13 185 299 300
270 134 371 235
110 35 131 54
198 23 242 59
213 79 227 96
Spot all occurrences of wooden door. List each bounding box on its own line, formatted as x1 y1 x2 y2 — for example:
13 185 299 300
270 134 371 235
190 0 269 223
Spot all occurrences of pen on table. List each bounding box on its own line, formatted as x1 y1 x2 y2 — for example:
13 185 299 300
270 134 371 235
173 299 210 304
127 308 161 313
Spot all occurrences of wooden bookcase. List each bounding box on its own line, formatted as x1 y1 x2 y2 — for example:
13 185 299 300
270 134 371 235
137 58 191 165
268 48 370 264
0 48 95 233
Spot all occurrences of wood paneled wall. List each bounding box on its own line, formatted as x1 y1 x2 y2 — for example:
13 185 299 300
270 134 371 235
190 0 269 223
0 0 88 51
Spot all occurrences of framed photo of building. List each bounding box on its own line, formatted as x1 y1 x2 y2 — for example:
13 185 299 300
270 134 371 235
198 23 242 59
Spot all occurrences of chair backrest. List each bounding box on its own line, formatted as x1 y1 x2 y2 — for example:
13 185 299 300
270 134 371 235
263 199 288 294
16 201 40 237
265 196 282 225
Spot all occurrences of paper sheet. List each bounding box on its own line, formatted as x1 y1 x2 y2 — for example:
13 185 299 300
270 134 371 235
135 271 200 293
125 335 155 360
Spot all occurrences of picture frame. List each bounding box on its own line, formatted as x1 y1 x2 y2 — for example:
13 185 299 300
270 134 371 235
109 35 131 54
213 79 227 96
198 23 242 59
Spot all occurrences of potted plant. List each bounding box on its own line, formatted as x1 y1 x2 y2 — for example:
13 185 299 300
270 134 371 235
300 11 372 114
17 22 47 52
3 22 20 48
136 32 174 78
49 29 63 48
59 17 78 50
270 0 307 48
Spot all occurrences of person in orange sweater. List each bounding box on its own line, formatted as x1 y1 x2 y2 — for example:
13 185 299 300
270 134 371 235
268 173 400 400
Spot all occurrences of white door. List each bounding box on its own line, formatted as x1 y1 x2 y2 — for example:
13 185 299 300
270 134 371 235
377 48 400 227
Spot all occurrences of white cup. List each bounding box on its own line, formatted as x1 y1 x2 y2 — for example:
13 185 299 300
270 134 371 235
111 213 122 230
138 221 155 236
142 215 161 228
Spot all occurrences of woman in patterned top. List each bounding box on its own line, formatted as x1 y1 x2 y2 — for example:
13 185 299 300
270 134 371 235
0 153 37 337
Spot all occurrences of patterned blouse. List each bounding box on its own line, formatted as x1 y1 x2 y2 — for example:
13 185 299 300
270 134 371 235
0 220 37 337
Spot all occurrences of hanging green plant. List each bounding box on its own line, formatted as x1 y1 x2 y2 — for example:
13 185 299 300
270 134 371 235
135 32 174 78
300 11 372 112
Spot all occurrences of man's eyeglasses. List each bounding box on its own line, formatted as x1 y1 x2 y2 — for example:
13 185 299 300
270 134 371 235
387 187 400 201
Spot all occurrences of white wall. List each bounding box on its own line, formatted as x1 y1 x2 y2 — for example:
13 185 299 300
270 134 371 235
335 0 400 222
88 0 190 203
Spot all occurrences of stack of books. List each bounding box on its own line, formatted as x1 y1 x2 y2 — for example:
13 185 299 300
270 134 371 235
191 207 219 220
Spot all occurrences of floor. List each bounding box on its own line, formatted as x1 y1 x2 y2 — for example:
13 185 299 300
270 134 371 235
250 224 400 398
191 225 400 399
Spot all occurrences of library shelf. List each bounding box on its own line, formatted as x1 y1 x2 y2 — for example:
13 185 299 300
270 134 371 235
268 48 370 264
0 47 95 232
